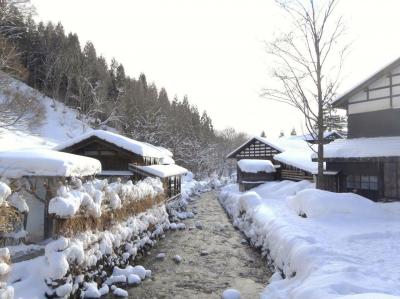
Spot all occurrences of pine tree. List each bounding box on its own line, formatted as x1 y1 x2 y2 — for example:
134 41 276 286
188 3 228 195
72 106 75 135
279 130 285 137
290 127 297 136
261 131 266 137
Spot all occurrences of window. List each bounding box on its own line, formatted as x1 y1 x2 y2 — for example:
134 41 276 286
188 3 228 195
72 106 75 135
346 175 378 191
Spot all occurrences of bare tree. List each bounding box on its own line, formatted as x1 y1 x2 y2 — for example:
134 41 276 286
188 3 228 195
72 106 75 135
263 0 348 187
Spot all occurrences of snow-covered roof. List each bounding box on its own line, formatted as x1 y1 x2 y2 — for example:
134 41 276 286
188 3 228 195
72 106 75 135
229 136 317 172
302 131 344 142
0 149 101 178
131 164 188 178
237 159 276 173
54 130 165 159
320 136 400 159
275 150 318 174
227 136 317 173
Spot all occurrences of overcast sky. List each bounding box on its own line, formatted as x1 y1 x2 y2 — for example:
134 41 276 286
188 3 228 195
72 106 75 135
31 0 400 137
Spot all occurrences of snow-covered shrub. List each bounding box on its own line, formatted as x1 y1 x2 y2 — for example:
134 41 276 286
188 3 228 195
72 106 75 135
48 177 164 218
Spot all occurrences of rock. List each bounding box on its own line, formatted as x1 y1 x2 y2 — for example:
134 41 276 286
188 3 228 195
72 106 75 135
195 222 204 230
156 253 166 260
113 287 128 297
176 223 186 230
240 239 247 245
200 250 209 256
127 274 141 285
145 269 152 278
222 289 241 299
173 255 182 263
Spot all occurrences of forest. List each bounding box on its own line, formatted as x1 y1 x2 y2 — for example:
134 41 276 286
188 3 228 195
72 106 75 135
0 0 248 176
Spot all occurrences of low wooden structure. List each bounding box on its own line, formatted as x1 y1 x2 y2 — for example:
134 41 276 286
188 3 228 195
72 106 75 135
227 136 316 189
55 130 167 180
0 149 101 242
129 164 188 200
56 130 187 199
318 57 400 201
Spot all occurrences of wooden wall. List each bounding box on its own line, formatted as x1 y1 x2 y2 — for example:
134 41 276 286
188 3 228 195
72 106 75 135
232 139 280 160
348 108 400 138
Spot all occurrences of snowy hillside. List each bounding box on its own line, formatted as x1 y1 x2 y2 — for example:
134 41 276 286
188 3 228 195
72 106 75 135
0 73 94 151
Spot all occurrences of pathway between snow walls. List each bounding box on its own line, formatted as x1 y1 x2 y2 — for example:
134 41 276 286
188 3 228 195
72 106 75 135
105 191 271 298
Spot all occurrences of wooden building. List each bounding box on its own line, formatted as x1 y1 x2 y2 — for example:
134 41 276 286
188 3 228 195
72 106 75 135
129 164 188 200
56 130 187 200
227 136 316 189
0 149 101 242
319 57 400 201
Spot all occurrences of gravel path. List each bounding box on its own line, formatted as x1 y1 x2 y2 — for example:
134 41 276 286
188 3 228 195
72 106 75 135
109 191 270 298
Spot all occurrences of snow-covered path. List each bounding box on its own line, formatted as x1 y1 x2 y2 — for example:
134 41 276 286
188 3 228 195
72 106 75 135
110 191 271 298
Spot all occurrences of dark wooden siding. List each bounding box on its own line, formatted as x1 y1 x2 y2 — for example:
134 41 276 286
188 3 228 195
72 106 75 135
280 163 313 181
237 168 276 183
324 160 383 201
348 108 400 138
233 139 281 160
60 137 153 174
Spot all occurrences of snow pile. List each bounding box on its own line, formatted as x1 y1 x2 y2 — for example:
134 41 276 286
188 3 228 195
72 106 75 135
0 181 11 205
9 205 170 298
237 159 276 173
288 189 379 218
7 192 29 213
49 177 164 218
219 181 400 299
0 149 101 178
0 248 13 299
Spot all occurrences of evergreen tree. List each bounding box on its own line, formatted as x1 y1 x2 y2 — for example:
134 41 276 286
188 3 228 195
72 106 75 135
290 127 297 136
260 131 266 137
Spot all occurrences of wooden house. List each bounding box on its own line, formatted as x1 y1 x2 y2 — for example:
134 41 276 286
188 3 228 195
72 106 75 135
56 130 187 200
55 130 166 179
319 57 400 201
227 136 316 190
0 149 101 242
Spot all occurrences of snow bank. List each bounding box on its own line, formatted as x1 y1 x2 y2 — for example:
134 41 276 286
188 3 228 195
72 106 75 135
288 189 379 218
9 205 170 298
0 149 101 178
219 181 400 299
237 159 276 173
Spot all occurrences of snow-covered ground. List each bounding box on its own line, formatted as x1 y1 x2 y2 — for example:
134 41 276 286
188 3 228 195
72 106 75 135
219 181 400 299
0 75 94 151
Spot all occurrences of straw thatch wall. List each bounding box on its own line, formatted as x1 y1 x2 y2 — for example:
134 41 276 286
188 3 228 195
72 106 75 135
53 194 165 237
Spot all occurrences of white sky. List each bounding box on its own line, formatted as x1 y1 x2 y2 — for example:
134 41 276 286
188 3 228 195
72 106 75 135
31 0 400 138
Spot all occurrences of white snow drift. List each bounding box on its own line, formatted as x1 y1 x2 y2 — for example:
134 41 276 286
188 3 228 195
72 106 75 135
219 180 400 299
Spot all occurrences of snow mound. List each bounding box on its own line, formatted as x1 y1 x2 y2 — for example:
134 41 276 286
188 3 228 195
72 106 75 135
237 159 276 173
288 189 380 218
